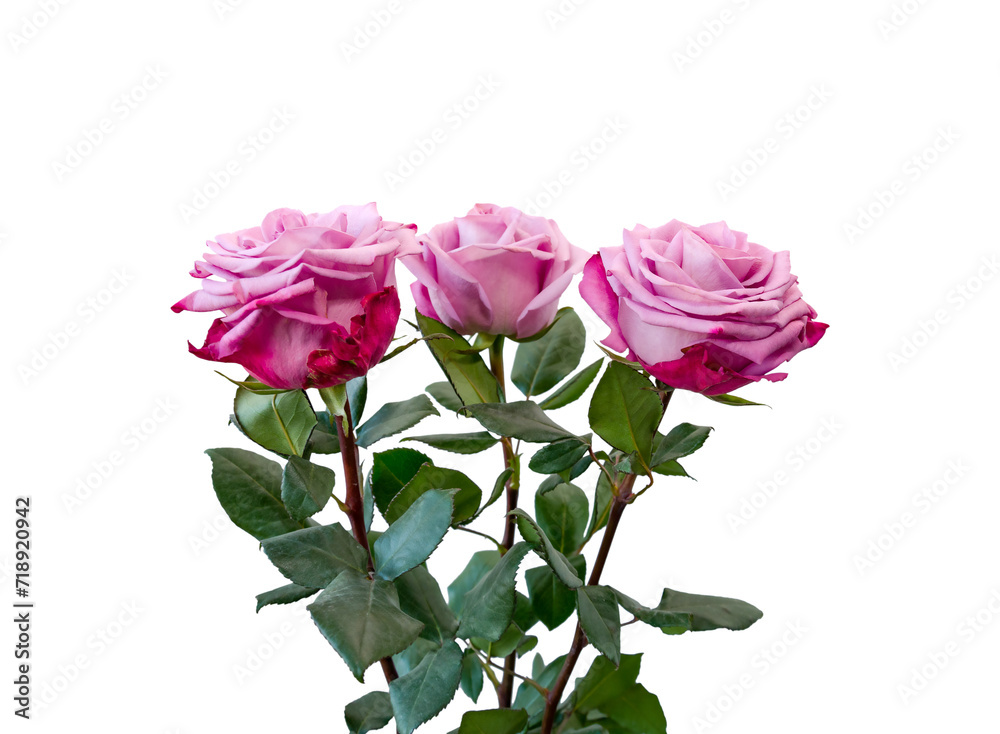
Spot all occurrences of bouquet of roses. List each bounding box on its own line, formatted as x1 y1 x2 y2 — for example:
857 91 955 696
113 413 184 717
173 203 826 734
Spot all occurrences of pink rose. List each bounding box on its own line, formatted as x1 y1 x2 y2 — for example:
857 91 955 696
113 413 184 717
172 204 418 389
580 220 827 395
403 204 589 339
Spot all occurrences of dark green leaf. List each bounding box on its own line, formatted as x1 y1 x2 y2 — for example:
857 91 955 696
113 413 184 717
528 438 591 475
403 431 499 454
374 489 454 580
512 308 585 398
601 684 666 734
370 448 432 516
586 471 614 541
348 376 368 427
706 393 768 407
394 565 459 644
427 381 465 412
280 455 336 521
456 543 532 641
345 691 394 734
448 551 501 616
216 372 292 395
576 586 620 666
588 363 663 469
307 411 341 455
513 590 539 633
526 555 587 630
475 621 526 658
393 638 440 676
535 483 589 555
389 640 463 734
571 653 641 713
615 587 763 634
469 468 514 522
458 708 528 734
261 523 368 588
234 388 316 457
460 648 485 703
460 401 580 444
255 583 319 612
538 359 604 411
387 465 481 526
205 448 307 541
417 312 501 405
650 423 713 466
308 569 424 681
513 654 566 718
356 394 440 448
510 510 583 588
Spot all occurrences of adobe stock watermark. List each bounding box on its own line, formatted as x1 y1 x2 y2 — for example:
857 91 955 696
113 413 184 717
340 0 414 63
178 106 295 223
716 84 833 201
34 601 144 714
214 0 248 20
726 417 842 533
692 620 807 732
233 606 310 685
672 0 754 71
887 255 998 372
878 0 931 40
7 0 71 53
521 116 627 216
62 398 180 514
545 0 590 29
188 512 231 556
384 75 500 191
51 65 168 182
897 587 1000 705
852 459 969 576
843 126 960 245
18 268 135 385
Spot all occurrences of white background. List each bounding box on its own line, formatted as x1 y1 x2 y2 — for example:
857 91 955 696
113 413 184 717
3 0 999 732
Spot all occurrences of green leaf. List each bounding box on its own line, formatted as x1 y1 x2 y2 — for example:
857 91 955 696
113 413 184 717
512 308 586 398
389 640 463 734
650 423 713 466
417 312 501 406
535 483 589 555
528 439 591 475
307 411 341 454
449 551 501 616
393 637 440 676
205 448 308 541
513 590 539 633
538 359 603 411
585 471 614 541
216 372 292 395
403 432 499 454
588 363 663 469
386 465 482 526
280 455 336 521
261 523 368 589
470 468 514 522
600 684 667 734
348 376 368 426
394 565 459 644
460 401 580 444
571 653 641 713
345 691 394 734
460 648 485 703
308 569 424 681
526 555 587 630
706 393 768 407
255 583 319 612
474 621 526 658
576 586 621 666
458 708 528 734
427 381 465 412
356 394 440 448
374 489 455 581
234 388 316 457
513 654 566 718
615 587 763 634
370 448 432 517
456 543 532 641
510 510 583 588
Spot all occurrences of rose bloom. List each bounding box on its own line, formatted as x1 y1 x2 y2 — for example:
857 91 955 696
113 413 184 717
581 220 827 395
172 205 418 389
403 204 589 339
